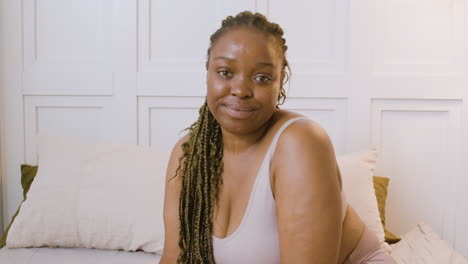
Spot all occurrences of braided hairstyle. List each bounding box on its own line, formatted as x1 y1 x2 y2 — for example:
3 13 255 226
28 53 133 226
176 11 289 263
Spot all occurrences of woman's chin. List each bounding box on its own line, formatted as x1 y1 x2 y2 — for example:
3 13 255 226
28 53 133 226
218 117 270 137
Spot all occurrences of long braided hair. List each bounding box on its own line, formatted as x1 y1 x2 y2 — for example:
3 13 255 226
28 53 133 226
176 11 290 263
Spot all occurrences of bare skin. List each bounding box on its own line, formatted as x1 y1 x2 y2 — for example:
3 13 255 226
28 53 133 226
160 27 366 264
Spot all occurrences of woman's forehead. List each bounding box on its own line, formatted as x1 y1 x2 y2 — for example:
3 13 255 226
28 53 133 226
210 27 282 64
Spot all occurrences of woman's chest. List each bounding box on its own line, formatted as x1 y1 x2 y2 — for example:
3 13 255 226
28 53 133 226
212 156 264 238
212 156 280 263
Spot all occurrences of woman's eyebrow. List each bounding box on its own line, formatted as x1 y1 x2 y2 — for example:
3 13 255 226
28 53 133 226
256 62 274 67
214 56 234 61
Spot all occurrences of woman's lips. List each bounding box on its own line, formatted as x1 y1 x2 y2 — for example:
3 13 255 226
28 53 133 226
222 104 256 119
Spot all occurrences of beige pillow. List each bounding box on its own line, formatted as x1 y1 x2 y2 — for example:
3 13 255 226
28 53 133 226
6 136 171 253
338 149 389 250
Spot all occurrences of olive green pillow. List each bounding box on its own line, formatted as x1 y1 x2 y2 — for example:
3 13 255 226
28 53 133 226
0 164 38 248
373 176 401 244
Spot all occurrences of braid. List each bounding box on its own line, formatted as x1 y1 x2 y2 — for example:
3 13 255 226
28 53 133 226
177 11 289 263
177 101 222 263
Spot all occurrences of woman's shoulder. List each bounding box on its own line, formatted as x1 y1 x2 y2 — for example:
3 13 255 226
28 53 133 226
269 110 335 171
166 134 190 180
171 134 189 159
271 109 330 144
270 110 339 200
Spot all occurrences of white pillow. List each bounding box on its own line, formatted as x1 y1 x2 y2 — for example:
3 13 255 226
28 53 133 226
7 136 171 254
338 149 389 250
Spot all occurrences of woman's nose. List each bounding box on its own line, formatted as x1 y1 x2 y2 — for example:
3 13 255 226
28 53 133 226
230 76 253 98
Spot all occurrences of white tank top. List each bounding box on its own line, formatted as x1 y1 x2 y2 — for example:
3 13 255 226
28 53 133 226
212 117 347 263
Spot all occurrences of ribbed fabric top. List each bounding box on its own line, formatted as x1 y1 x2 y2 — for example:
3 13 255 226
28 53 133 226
212 117 347 263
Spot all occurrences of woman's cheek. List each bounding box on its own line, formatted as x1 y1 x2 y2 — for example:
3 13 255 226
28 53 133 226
209 78 229 96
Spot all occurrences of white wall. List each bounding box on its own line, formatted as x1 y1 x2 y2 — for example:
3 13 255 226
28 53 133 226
0 0 8 233
0 112 3 232
1 0 467 256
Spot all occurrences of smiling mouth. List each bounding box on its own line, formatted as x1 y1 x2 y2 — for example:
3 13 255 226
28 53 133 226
222 104 256 119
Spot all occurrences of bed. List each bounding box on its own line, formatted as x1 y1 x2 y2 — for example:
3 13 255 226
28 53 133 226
0 247 160 264
390 223 468 264
0 136 466 263
1 226 466 264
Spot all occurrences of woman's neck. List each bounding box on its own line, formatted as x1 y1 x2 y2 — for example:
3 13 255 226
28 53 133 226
221 119 272 155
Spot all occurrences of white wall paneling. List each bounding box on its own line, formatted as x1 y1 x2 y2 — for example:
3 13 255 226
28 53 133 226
137 95 349 152
137 96 205 148
457 82 468 255
371 99 462 244
255 0 269 14
268 0 351 98
0 104 3 231
372 0 466 75
282 97 348 155
23 95 117 165
1 0 27 230
22 72 115 96
137 0 257 96
268 0 349 75
22 0 136 95
365 76 467 99
1 0 468 258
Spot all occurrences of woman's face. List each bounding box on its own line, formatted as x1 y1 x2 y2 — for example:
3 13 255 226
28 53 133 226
206 27 284 136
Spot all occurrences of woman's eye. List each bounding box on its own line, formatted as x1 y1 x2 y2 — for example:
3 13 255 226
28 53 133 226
217 70 232 78
254 75 271 83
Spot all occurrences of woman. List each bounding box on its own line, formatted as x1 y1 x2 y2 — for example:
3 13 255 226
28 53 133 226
160 11 395 264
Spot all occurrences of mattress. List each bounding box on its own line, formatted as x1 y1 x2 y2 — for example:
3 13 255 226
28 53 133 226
0 247 161 264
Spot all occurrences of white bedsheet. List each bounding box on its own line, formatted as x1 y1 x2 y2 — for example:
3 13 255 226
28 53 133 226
0 247 160 264
4 222 467 264
390 223 468 264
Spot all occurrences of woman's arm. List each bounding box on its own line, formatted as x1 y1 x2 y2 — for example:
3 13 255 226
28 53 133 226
273 120 343 264
159 136 187 264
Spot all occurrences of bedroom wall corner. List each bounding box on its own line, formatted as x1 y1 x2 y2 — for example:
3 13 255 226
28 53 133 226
0 0 24 230
0 0 6 235
0 129 3 235
455 67 468 258
0 111 3 235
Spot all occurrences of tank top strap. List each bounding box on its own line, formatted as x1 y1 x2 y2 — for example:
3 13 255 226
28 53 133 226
264 117 309 161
